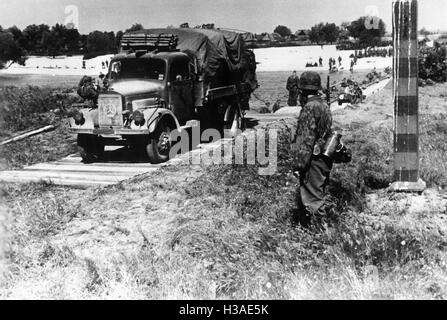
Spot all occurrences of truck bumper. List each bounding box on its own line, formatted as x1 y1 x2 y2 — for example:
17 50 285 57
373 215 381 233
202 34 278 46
69 128 150 136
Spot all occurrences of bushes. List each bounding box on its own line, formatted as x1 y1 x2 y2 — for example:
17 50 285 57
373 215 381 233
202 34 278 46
419 43 447 83
0 86 80 169
0 86 79 135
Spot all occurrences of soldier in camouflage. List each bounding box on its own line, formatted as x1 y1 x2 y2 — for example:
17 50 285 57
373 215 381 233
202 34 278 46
291 71 335 225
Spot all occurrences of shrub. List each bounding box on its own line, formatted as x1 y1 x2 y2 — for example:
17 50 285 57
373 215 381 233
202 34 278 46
419 44 447 83
0 86 80 134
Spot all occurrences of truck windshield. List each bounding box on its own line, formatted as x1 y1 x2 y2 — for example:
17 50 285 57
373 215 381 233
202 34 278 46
109 59 166 81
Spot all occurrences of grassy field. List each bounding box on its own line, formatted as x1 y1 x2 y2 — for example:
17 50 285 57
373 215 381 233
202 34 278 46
0 73 446 299
0 74 80 89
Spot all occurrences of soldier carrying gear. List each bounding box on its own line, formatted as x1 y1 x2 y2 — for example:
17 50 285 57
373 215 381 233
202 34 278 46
291 71 337 225
77 75 100 106
286 71 299 106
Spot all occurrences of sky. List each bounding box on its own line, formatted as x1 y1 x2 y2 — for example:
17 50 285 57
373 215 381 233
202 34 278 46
0 0 446 34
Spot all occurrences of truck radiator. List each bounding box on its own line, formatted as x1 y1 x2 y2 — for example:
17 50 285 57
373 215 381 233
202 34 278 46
98 95 124 127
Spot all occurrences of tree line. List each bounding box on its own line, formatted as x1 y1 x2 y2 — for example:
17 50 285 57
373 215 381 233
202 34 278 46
0 23 145 69
273 16 387 46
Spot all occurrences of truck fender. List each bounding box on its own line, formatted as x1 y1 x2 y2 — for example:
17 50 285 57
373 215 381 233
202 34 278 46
223 104 240 122
69 107 97 129
144 109 181 134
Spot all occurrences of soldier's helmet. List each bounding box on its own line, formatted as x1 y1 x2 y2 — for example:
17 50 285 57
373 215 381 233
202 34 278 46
298 71 322 91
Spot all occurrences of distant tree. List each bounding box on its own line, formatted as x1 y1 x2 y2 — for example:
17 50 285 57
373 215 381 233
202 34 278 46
201 23 215 29
274 25 292 38
321 23 340 44
126 23 144 33
348 16 386 47
115 30 124 50
0 30 26 69
180 23 189 28
340 21 350 31
85 31 116 56
65 28 81 52
7 26 24 44
44 23 69 57
309 23 324 44
22 24 50 54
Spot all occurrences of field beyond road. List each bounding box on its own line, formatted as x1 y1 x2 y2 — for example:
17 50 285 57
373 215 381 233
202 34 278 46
0 71 446 299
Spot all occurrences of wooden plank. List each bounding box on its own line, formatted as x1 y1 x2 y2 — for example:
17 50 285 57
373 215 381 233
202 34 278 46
0 170 132 182
396 115 418 134
395 133 418 153
29 163 156 173
20 168 152 177
395 152 419 169
0 176 114 188
56 157 160 167
0 125 56 146
391 0 423 189
396 96 418 115
396 77 418 96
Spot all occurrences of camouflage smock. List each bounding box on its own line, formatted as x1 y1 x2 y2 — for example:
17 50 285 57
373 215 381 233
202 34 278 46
291 95 333 172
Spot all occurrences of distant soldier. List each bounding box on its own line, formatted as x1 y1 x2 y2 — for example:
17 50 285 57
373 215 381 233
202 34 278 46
272 99 282 113
286 71 300 106
350 59 355 73
338 56 342 67
77 76 99 105
319 57 323 67
291 71 335 225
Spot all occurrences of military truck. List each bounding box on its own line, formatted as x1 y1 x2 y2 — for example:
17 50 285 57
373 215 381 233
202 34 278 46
69 28 258 164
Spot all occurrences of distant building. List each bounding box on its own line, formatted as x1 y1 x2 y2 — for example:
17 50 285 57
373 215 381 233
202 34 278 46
258 33 283 45
294 29 309 42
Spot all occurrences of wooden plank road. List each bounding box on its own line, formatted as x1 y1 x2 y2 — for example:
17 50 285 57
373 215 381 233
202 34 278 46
0 137 241 188
0 148 162 188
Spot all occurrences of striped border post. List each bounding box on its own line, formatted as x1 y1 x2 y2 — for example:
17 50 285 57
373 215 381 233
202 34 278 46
389 0 426 192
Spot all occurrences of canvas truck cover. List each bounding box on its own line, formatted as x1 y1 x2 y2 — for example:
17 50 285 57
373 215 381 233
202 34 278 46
122 28 256 88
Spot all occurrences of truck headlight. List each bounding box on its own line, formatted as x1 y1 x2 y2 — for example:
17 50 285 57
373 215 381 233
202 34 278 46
132 110 145 126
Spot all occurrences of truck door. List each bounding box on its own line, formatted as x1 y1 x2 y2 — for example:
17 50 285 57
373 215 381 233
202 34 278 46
169 58 194 125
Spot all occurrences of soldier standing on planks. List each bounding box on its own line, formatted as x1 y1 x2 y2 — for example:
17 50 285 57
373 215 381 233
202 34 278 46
291 71 336 226
286 71 300 106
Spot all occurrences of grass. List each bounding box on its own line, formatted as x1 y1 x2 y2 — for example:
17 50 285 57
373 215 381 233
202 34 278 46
0 85 81 169
1 112 446 299
0 74 445 300
0 74 80 89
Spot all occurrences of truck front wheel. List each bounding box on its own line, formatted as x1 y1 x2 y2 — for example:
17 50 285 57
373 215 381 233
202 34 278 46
77 134 104 163
146 121 172 164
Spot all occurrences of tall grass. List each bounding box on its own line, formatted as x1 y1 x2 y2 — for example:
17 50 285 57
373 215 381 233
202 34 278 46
0 86 80 169
1 88 446 299
0 86 79 135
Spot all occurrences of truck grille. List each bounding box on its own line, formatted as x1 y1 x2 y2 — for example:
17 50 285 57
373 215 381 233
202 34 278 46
98 94 123 127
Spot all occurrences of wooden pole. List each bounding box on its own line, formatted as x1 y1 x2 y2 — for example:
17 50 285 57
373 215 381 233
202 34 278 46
389 0 425 192
0 125 56 146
